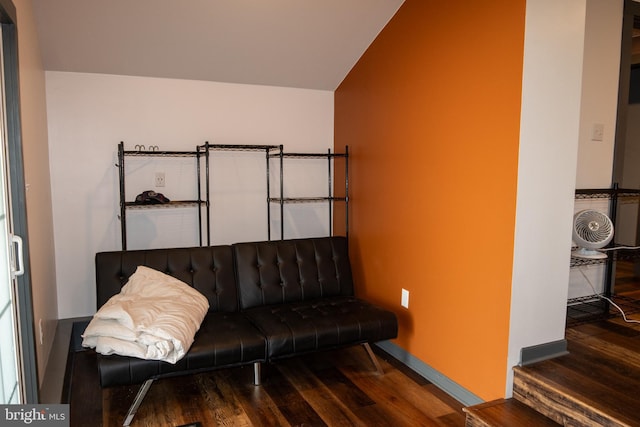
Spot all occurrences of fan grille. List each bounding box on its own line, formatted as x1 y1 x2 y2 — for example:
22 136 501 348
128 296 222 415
574 210 613 246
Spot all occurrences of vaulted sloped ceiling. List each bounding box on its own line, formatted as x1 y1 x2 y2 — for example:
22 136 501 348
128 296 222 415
31 0 405 90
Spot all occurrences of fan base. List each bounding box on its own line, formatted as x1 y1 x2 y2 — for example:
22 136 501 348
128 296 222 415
572 248 607 259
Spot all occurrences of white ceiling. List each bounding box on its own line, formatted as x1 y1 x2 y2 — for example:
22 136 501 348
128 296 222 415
31 0 405 91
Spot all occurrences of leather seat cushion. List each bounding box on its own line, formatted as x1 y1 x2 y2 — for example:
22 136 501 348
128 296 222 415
97 312 266 387
243 296 398 359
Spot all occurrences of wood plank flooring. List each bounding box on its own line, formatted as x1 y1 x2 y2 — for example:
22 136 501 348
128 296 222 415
466 261 640 426
506 259 640 427
466 315 640 426
66 345 466 427
66 262 640 426
462 399 560 427
67 317 640 427
511 317 640 426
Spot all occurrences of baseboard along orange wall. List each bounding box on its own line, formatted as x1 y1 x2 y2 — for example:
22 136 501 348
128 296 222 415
334 0 526 400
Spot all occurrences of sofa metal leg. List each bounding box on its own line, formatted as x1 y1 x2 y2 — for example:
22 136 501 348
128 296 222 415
253 362 262 386
123 378 154 426
362 343 384 375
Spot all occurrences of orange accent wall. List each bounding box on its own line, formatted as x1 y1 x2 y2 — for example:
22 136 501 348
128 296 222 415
334 0 526 400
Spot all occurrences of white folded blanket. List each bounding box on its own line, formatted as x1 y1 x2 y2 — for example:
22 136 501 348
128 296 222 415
82 265 209 364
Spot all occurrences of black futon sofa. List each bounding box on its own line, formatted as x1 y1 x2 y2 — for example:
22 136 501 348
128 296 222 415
92 236 398 426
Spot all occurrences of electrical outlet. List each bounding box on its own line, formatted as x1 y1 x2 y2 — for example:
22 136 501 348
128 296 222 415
155 172 165 187
401 288 409 308
592 123 604 141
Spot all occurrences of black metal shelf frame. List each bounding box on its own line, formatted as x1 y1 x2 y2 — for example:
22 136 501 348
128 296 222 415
198 142 282 245
118 141 350 249
568 184 640 307
117 141 205 250
268 147 349 240
124 201 203 209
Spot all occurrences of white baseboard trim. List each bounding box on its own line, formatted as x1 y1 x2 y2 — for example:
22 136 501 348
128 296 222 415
374 340 484 407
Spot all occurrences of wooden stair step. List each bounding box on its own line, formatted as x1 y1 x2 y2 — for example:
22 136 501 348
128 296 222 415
463 398 560 427
513 357 640 427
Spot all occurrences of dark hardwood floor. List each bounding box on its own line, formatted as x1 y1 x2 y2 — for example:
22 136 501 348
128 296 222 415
506 315 640 426
66 262 640 426
66 344 467 426
502 260 640 426
612 259 640 298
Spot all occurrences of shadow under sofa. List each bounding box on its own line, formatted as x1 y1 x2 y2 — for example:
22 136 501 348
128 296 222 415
92 236 399 426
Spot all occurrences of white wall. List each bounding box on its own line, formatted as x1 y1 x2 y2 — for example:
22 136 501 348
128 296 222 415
45 72 334 318
575 0 623 189
569 0 624 302
14 0 59 388
508 0 587 396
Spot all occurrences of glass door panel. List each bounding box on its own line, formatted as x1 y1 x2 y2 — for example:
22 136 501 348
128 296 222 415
0 24 22 404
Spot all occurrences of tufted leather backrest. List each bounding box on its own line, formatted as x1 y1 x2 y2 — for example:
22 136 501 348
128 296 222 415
95 245 238 312
233 236 354 310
